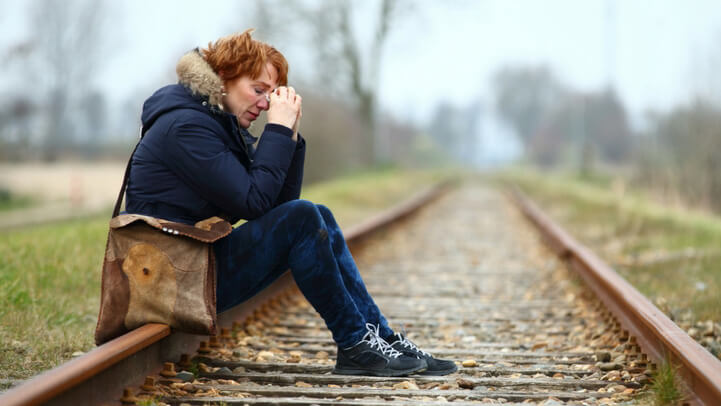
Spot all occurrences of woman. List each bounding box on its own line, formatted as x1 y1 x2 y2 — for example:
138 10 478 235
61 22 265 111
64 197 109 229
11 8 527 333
125 29 456 377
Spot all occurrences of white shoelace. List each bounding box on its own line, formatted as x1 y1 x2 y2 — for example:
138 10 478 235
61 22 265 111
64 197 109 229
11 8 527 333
398 334 431 357
396 325 431 357
362 323 402 358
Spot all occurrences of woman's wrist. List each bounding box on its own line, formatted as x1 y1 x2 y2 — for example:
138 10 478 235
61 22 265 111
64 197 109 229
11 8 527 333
264 123 294 138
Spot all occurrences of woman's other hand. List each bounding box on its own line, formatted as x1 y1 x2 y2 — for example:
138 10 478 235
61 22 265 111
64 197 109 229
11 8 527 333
267 86 302 133
291 103 301 142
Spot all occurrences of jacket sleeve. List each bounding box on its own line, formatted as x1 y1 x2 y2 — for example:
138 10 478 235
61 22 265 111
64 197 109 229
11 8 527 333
160 115 296 220
275 133 305 205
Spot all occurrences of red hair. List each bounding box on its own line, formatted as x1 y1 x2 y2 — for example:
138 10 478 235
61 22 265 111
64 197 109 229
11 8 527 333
202 29 288 86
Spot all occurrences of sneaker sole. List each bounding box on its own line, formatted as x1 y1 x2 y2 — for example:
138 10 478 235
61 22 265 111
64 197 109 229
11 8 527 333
332 365 426 377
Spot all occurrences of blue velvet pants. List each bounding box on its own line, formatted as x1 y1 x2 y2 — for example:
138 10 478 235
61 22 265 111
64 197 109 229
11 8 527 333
213 199 393 348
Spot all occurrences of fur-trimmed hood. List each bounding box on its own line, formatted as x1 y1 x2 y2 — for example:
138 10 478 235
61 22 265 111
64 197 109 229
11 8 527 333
175 49 223 107
140 50 228 133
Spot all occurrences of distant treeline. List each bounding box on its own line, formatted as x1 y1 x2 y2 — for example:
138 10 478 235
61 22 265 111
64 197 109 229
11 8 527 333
491 65 721 214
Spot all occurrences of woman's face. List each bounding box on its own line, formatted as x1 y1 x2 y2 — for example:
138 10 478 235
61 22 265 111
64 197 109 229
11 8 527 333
223 62 279 128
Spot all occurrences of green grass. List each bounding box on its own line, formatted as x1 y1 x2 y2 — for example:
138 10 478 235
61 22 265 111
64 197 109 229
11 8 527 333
494 167 721 348
134 396 162 406
0 216 107 380
301 167 450 228
649 359 685 406
0 189 33 212
0 168 447 381
632 358 686 406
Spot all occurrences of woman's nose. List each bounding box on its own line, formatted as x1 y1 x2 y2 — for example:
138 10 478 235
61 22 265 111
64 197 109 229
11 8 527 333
257 97 270 110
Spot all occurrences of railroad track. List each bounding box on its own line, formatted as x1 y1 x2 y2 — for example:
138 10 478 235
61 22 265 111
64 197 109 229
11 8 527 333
2 180 721 405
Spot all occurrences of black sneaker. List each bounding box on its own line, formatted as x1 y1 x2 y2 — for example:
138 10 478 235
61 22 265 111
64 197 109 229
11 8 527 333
387 332 458 376
333 324 427 377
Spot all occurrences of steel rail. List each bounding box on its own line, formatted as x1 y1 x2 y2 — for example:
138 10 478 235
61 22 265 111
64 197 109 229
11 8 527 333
511 186 721 406
0 182 449 406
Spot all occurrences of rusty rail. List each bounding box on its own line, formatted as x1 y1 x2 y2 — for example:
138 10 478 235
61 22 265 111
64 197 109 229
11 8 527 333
0 182 449 406
511 186 721 406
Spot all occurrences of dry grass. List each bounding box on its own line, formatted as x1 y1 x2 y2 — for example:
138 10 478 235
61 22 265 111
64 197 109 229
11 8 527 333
494 168 721 358
0 161 125 210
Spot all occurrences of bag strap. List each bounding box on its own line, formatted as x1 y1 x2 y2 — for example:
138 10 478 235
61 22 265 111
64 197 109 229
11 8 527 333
112 126 146 218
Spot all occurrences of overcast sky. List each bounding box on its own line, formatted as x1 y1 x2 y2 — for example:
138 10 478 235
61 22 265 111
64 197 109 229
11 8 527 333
3 0 721 130
382 0 721 125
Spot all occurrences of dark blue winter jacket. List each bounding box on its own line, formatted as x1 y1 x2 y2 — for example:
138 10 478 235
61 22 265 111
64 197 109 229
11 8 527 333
125 57 305 225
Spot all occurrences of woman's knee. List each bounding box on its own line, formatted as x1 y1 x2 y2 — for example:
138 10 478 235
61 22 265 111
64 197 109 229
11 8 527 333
277 200 327 238
282 199 321 220
315 204 336 223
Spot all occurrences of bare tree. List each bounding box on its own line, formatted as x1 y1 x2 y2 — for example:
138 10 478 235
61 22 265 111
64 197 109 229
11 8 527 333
429 100 481 166
253 0 403 165
1 11 36 159
492 65 565 155
651 100 721 212
23 0 108 160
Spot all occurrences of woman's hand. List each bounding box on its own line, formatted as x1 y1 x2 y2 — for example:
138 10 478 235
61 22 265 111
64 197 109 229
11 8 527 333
291 104 301 142
267 86 302 134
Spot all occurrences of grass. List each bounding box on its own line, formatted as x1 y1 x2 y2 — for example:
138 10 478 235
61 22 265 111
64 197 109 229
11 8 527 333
0 189 33 212
494 167 721 353
632 357 686 406
0 216 107 380
649 359 685 406
0 168 447 382
300 167 450 228
134 397 161 406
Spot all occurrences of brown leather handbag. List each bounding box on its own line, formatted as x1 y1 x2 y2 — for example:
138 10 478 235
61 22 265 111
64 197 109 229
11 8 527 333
94 140 232 345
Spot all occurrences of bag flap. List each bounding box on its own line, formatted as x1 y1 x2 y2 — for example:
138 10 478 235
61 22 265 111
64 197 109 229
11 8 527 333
110 214 232 243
